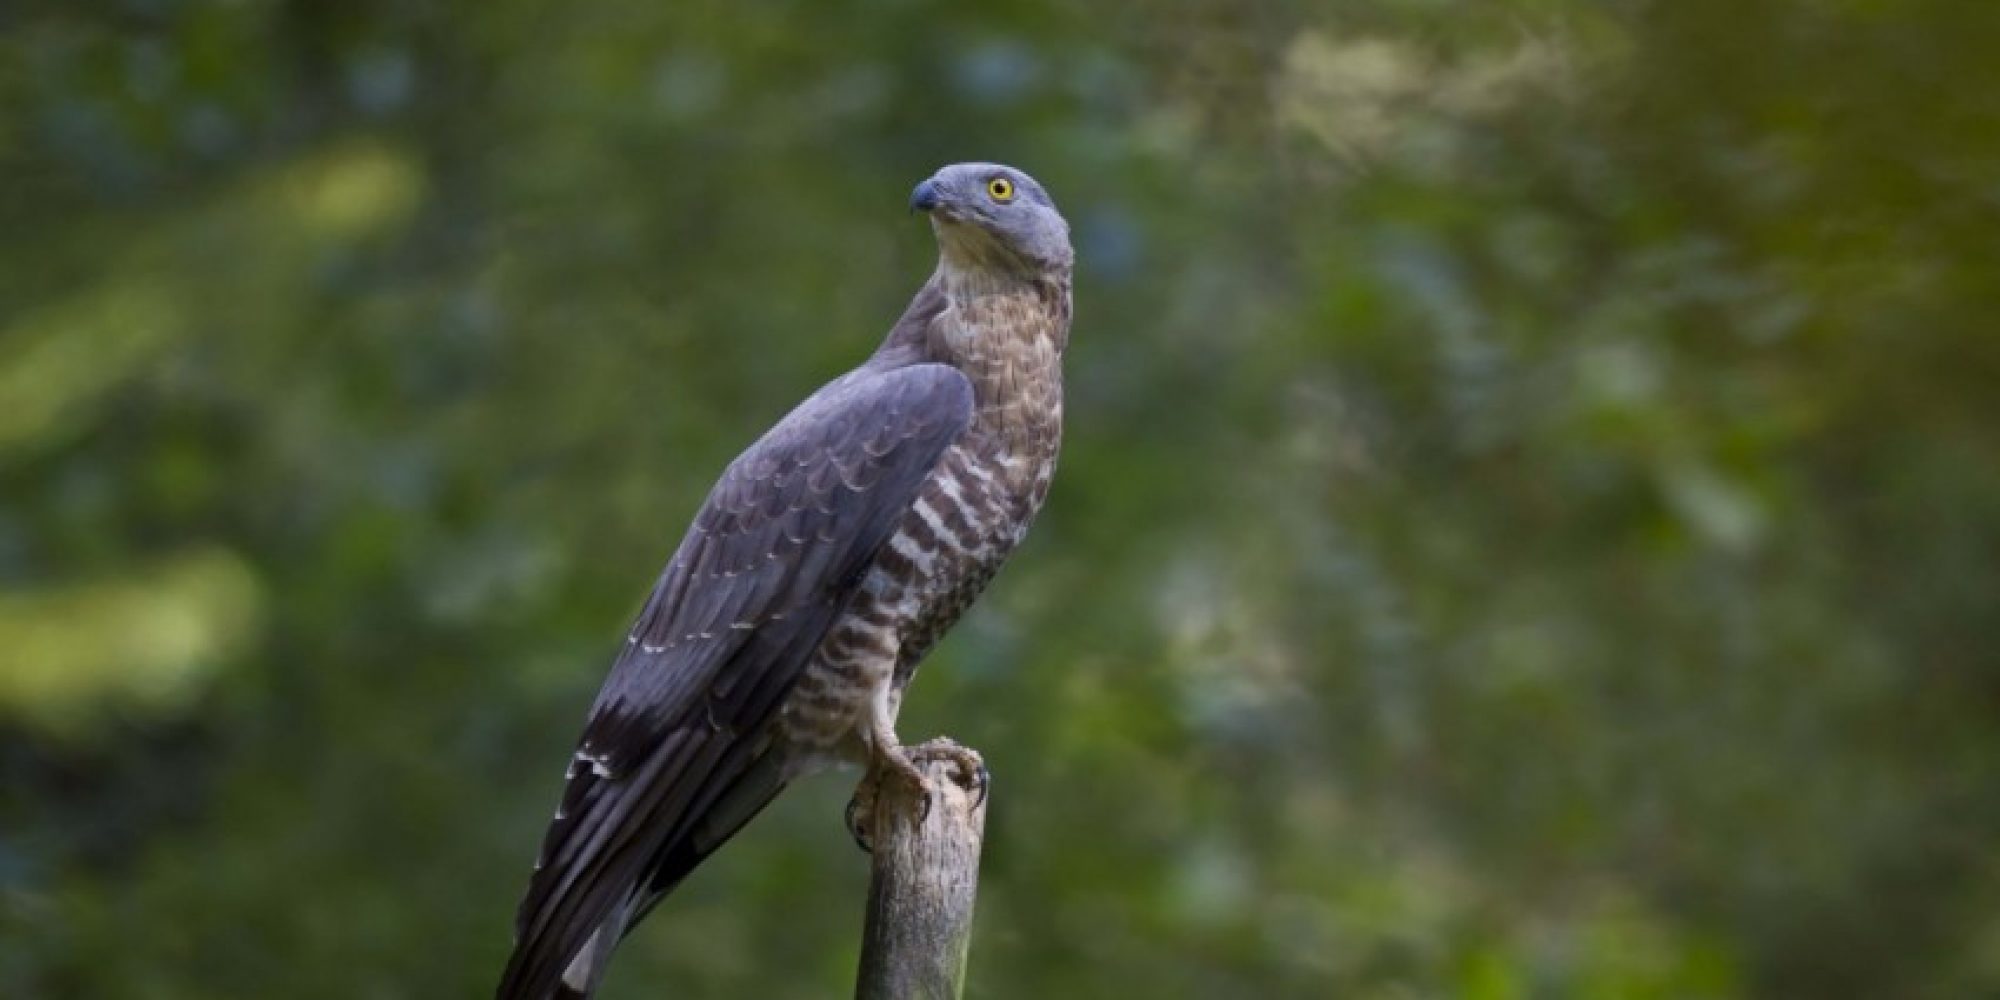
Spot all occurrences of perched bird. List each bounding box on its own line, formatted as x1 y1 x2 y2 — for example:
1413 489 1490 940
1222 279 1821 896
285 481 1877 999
496 163 1072 1000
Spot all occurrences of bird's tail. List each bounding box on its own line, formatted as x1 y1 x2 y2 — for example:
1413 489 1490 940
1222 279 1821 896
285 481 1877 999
551 902 631 1000
496 752 788 1000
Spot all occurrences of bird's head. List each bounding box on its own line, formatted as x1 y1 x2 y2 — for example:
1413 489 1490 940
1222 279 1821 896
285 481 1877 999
910 163 1072 275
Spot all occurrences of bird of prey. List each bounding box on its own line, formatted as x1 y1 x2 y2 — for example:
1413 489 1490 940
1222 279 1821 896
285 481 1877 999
496 162 1073 1000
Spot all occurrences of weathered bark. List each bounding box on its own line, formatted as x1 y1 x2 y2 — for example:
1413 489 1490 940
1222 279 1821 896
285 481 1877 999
852 738 988 1000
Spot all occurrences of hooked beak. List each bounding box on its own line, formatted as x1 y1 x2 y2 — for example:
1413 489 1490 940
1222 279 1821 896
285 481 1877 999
909 178 942 214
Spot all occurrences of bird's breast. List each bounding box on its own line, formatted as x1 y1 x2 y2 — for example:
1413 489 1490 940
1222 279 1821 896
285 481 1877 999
775 395 1061 765
778 274 1068 763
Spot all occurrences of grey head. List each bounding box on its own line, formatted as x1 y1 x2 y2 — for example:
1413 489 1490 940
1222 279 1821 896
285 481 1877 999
909 162 1072 275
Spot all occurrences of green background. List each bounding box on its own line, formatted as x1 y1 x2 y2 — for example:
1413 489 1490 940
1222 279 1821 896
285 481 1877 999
3 1 1996 997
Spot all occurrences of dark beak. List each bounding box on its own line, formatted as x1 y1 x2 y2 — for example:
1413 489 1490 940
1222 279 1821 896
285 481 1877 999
909 178 941 214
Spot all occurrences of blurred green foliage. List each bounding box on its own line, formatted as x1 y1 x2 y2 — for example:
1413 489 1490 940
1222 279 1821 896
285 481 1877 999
2 0 1997 997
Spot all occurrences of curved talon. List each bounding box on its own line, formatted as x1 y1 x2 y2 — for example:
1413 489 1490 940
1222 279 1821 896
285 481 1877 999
970 761 991 810
844 793 874 855
912 740 988 811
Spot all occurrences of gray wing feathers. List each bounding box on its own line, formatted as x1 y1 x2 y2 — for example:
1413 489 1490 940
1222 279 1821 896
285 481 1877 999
496 362 973 1000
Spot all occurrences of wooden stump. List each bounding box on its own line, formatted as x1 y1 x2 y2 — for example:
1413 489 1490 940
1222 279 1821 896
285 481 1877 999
852 738 988 1000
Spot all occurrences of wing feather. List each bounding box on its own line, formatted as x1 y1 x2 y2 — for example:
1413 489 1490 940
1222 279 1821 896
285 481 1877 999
496 362 972 1000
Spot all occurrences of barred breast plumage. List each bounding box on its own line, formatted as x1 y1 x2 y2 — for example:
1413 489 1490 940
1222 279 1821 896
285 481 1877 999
777 269 1068 767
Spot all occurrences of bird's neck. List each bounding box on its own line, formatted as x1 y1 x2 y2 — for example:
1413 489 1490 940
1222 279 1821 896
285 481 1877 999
928 260 1069 451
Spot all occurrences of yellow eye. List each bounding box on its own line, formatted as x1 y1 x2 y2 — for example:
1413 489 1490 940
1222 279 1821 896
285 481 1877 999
987 177 1015 202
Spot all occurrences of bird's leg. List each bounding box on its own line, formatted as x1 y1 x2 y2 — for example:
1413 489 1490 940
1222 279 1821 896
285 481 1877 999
869 699 937 827
870 711 934 804
844 687 933 854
